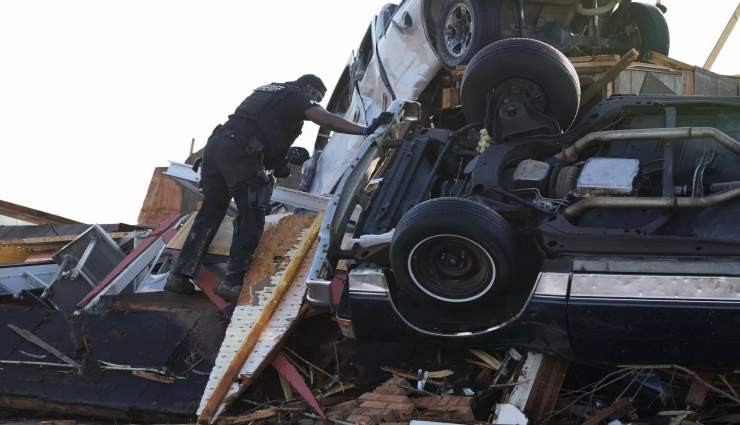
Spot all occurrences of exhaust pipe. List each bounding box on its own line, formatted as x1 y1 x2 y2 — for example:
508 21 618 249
556 127 740 162
564 187 740 220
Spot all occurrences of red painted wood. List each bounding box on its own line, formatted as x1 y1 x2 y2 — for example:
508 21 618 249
195 266 230 311
272 352 327 419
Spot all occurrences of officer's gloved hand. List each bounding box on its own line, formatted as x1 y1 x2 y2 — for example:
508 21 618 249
365 112 394 135
273 163 292 179
286 146 310 165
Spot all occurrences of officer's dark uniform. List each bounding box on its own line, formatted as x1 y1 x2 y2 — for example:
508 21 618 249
171 82 317 288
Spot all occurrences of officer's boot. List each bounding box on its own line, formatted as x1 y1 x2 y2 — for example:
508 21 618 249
215 278 243 302
215 258 250 302
164 272 196 294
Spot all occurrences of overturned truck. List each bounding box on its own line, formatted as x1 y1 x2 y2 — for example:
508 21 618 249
307 38 740 365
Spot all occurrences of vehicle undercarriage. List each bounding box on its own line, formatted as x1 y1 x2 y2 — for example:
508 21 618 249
307 38 740 365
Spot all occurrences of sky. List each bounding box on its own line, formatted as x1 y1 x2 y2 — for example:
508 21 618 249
1 0 739 225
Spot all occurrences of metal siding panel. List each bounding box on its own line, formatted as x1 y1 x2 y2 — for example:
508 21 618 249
571 274 740 301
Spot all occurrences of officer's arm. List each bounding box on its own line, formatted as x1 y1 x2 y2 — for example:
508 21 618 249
304 106 365 135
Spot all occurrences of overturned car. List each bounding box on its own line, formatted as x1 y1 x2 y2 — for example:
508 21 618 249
307 38 740 365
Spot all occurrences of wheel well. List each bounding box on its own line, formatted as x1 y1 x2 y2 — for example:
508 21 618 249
421 0 446 65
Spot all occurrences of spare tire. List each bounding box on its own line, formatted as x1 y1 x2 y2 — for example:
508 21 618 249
390 197 516 305
434 0 501 68
460 38 581 131
608 2 670 60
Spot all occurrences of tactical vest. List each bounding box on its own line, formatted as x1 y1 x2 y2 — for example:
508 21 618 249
225 83 305 167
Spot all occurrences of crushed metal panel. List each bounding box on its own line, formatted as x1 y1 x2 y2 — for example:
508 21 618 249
165 162 325 213
271 186 329 212
164 161 201 195
0 262 58 298
82 236 167 309
45 225 126 310
79 216 180 310
52 225 125 286
164 162 237 217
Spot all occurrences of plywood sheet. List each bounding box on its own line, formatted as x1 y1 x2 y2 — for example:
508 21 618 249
166 214 233 257
137 167 184 227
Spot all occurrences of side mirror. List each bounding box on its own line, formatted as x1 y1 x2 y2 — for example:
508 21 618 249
400 101 421 122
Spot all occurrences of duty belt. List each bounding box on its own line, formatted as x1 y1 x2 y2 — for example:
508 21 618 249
212 124 266 163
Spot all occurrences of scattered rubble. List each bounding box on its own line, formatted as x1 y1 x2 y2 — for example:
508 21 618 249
2 44 740 425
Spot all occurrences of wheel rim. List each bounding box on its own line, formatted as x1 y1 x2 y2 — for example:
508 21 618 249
444 3 475 58
610 19 642 53
407 234 496 303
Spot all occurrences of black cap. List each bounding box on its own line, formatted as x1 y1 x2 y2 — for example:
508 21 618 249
296 74 327 94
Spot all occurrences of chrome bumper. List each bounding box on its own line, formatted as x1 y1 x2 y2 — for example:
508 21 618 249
306 100 420 309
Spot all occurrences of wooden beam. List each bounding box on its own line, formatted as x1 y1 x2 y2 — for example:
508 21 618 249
569 54 621 64
0 232 129 248
704 2 740 70
218 409 277 425
523 355 569 423
0 395 188 422
686 372 716 408
582 398 633 425
646 51 694 71
0 200 79 224
580 48 639 107
197 213 324 424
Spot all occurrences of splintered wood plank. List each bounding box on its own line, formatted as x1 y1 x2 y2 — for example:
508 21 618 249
580 48 639 106
646 51 694 71
686 372 716 408
197 213 319 423
569 54 621 64
0 232 129 248
167 213 234 257
0 246 32 264
582 398 633 425
137 167 184 227
523 355 569 423
0 200 79 225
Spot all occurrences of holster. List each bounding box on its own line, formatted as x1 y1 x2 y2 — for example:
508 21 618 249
248 181 274 211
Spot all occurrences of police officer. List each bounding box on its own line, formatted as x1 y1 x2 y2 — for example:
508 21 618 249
164 74 393 301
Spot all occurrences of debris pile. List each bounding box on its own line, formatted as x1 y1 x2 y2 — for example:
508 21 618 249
2 159 740 425
2 49 740 424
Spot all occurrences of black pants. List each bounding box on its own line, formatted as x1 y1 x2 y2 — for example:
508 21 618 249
172 131 271 284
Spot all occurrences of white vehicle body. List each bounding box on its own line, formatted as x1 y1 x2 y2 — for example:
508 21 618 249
309 0 442 195
308 0 670 195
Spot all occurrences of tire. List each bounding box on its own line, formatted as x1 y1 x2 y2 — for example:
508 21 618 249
390 197 516 305
434 0 501 68
460 38 581 131
609 2 670 60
